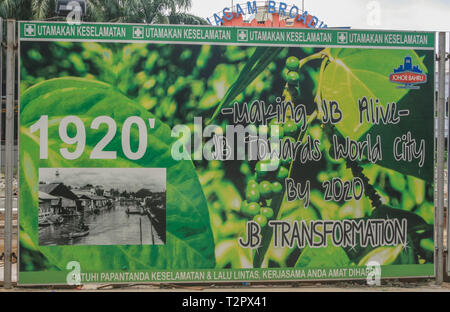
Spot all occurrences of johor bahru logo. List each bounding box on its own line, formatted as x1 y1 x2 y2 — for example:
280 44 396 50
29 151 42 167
389 56 427 90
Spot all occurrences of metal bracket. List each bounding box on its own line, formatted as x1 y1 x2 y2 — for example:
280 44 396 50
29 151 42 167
436 52 450 61
0 252 17 261
1 42 18 50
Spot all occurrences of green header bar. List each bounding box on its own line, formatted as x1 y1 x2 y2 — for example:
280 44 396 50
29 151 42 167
19 22 435 49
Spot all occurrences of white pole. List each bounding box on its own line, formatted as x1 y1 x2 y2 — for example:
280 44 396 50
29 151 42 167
0 17 2 188
447 33 450 278
0 17 3 287
4 19 16 289
437 32 446 285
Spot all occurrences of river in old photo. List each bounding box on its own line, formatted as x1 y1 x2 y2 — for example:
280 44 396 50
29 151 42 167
38 168 167 246
39 204 164 246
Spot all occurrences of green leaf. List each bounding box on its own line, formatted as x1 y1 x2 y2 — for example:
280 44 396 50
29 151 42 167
208 47 283 124
358 245 403 266
20 77 215 271
370 205 428 231
261 198 318 267
320 49 434 182
386 169 406 192
342 202 432 262
401 191 416 211
215 239 252 269
420 238 434 252
295 244 351 268
407 175 426 205
414 202 434 225
320 49 426 141
213 181 242 213
361 50 434 182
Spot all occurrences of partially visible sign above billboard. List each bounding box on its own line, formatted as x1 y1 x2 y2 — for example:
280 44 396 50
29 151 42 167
207 1 326 28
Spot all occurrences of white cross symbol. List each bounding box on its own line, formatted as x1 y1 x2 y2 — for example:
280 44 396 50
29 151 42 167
133 27 143 38
25 25 35 36
338 33 347 43
238 30 248 41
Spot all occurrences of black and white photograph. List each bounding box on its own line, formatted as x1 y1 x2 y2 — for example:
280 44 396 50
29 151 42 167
38 168 166 246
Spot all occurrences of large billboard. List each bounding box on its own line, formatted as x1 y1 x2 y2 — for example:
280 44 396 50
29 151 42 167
18 22 435 285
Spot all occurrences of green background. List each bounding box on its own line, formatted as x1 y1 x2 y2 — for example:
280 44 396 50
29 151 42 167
18 40 435 284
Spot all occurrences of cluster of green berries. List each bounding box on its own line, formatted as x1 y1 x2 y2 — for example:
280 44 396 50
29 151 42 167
282 56 301 86
240 125 297 228
240 170 285 229
241 125 300 225
240 56 303 228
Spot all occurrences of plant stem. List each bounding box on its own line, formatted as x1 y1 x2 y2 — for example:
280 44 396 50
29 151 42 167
252 52 329 268
323 124 383 209
298 49 329 71
252 109 319 268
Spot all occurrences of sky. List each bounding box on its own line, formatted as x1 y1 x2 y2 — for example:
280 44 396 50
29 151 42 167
189 0 450 63
189 0 450 31
39 168 166 193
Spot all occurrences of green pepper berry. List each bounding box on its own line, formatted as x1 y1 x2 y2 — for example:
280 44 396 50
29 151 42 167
253 214 268 228
248 179 258 188
284 119 298 135
240 162 251 176
259 180 272 198
281 156 292 166
282 68 290 82
277 166 289 180
255 161 269 177
287 71 300 85
261 207 274 219
246 185 260 202
213 202 221 211
270 124 284 138
240 200 249 212
286 56 300 71
269 118 280 127
271 181 283 194
245 202 261 216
